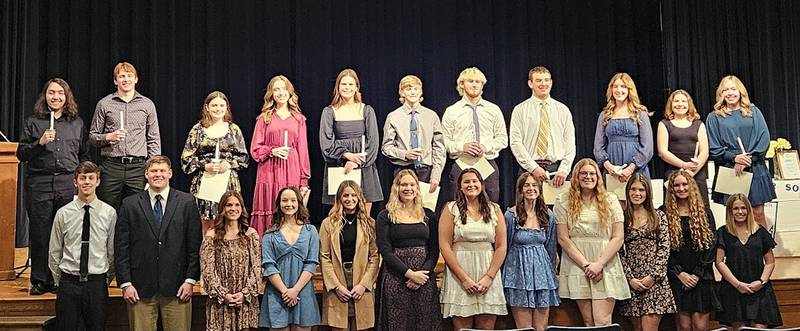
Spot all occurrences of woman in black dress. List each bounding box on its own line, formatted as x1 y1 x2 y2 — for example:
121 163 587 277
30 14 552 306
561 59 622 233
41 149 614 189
661 170 719 331
375 169 441 330
715 193 782 329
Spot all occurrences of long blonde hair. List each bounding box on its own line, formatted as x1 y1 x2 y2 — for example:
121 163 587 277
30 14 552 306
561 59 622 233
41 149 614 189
713 75 753 117
724 193 759 238
663 89 700 121
664 171 713 250
330 69 363 108
260 75 302 125
385 170 425 222
324 181 375 241
602 72 648 125
566 158 610 229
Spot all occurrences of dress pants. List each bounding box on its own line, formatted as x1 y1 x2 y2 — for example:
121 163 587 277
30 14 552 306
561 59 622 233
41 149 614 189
26 174 74 288
98 158 146 210
55 273 108 331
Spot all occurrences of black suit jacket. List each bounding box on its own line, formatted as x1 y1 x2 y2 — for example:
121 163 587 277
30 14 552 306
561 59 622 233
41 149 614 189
114 187 202 298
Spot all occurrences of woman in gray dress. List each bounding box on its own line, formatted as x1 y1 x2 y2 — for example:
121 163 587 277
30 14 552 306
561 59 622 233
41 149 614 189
320 68 384 215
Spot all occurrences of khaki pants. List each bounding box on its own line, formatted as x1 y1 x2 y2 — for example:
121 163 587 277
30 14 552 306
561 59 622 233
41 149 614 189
127 296 192 331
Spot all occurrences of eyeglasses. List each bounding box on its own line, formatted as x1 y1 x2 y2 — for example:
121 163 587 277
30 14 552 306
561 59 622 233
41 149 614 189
578 171 598 178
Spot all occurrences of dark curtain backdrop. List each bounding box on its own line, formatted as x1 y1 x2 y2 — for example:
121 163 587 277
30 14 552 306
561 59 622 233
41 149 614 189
4 0 796 234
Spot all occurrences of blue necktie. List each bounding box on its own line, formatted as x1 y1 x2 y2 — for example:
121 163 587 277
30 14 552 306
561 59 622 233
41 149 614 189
154 194 163 226
410 110 421 167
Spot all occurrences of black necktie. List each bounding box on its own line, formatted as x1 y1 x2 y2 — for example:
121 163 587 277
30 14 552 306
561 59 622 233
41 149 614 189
79 205 90 282
154 194 163 227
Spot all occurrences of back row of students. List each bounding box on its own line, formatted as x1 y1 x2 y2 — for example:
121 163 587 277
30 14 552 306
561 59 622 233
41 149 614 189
47 157 781 331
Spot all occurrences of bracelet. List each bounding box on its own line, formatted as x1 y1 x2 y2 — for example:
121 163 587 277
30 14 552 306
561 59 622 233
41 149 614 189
484 273 495 280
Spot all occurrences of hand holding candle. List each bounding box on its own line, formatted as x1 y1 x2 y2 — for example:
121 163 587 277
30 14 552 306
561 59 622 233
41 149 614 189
49 111 55 130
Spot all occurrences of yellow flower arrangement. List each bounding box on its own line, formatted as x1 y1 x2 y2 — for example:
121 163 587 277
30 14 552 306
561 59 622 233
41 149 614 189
766 138 792 158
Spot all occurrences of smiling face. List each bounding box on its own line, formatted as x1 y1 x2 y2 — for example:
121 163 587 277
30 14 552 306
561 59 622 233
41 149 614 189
611 78 629 103
338 76 358 102
460 78 484 99
340 186 359 214
74 172 100 198
272 78 290 105
720 79 741 108
671 93 689 117
222 195 243 221
397 174 418 204
627 180 647 206
46 82 66 111
521 175 540 202
145 162 172 191
400 84 422 106
577 163 598 190
460 172 483 199
279 189 299 217
528 72 552 99
114 69 138 94
731 199 749 223
671 173 691 200
205 97 228 121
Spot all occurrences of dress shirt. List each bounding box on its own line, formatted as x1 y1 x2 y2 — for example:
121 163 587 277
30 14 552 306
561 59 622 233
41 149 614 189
381 104 446 182
89 91 161 158
441 97 508 160
509 96 576 173
48 196 117 285
17 114 90 176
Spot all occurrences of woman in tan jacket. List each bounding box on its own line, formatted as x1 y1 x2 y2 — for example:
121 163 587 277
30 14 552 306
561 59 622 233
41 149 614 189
319 180 380 330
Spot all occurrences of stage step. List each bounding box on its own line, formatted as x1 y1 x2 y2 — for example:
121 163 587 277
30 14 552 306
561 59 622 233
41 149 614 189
0 316 54 331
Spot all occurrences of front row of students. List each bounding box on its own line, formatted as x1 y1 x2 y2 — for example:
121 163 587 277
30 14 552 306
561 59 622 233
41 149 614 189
48 158 782 331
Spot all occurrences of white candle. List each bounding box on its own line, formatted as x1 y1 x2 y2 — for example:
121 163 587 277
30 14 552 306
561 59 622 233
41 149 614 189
737 137 746 154
694 142 699 159
214 141 221 160
361 135 366 154
284 130 288 148
49 111 54 130
120 110 125 130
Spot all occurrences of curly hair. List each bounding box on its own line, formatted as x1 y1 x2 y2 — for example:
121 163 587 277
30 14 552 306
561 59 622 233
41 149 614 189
212 191 250 240
324 180 375 241
513 172 549 230
664 171 713 250
623 173 659 234
454 168 494 225
566 158 610 229
386 170 425 222
602 72 648 126
260 75 302 125
270 186 310 231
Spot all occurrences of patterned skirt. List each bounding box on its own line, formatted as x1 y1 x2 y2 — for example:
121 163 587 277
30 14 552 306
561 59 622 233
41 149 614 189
376 246 442 331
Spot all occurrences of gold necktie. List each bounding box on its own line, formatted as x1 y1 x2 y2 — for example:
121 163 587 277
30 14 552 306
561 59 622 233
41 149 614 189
535 101 550 157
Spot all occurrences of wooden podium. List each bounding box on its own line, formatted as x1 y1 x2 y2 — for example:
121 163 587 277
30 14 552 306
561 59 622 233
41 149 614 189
0 142 19 280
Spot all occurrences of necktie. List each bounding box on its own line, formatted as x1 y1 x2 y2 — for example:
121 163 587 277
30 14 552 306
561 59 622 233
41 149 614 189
535 101 550 157
154 194 163 227
410 110 421 167
468 104 481 143
79 205 91 282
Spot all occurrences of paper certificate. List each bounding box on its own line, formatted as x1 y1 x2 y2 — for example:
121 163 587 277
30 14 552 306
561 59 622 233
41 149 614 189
455 154 495 179
605 174 628 200
196 170 231 203
777 151 800 180
714 166 752 195
327 168 362 195
542 181 570 204
418 182 441 210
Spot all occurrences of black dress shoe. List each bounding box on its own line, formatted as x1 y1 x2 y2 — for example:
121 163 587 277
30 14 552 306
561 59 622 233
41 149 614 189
45 284 58 294
29 284 46 295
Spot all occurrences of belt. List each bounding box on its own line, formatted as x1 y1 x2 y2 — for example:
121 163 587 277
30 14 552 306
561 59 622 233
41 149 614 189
342 262 354 268
61 272 107 282
535 160 553 166
107 156 146 164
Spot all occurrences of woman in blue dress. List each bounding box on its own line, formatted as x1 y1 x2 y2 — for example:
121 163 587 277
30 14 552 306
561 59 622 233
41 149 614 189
260 186 320 330
594 72 653 185
706 75 775 228
502 172 559 331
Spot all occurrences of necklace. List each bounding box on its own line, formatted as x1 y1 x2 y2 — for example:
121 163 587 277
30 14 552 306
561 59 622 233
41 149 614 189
344 213 356 226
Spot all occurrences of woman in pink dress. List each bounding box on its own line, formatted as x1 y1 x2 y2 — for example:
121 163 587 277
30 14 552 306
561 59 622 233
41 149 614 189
250 75 311 236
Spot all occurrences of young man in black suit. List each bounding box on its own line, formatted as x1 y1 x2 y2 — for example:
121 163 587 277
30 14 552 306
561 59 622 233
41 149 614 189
114 155 201 331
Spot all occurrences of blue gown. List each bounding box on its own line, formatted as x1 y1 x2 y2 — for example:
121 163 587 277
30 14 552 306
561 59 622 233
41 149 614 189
501 207 560 308
593 111 654 178
259 224 321 328
706 106 775 205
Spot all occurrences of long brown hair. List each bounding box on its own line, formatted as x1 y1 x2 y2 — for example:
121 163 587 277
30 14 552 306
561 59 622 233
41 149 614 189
663 89 700 121
269 186 310 231
513 172 549 230
602 72 648 125
664 171 713 250
324 180 374 241
454 168 494 225
34 78 79 120
212 191 250 240
623 173 659 234
199 91 234 127
330 69 363 108
260 75 302 125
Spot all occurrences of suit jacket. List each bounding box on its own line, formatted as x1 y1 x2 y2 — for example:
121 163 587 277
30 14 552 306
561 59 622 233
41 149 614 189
114 187 202 298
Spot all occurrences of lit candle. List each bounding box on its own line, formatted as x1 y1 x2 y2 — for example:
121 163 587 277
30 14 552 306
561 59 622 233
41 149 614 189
120 110 125 130
284 130 288 148
49 111 54 130
361 135 366 154
214 141 221 160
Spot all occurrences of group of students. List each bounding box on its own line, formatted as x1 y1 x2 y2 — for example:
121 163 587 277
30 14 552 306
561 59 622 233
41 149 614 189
18 60 784 330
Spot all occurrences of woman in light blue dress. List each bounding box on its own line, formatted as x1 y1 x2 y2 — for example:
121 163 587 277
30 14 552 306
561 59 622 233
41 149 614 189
594 72 653 182
706 75 775 227
260 186 320 330
502 172 559 331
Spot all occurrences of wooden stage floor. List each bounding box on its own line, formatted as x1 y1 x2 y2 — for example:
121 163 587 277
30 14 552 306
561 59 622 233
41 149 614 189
2 248 800 330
